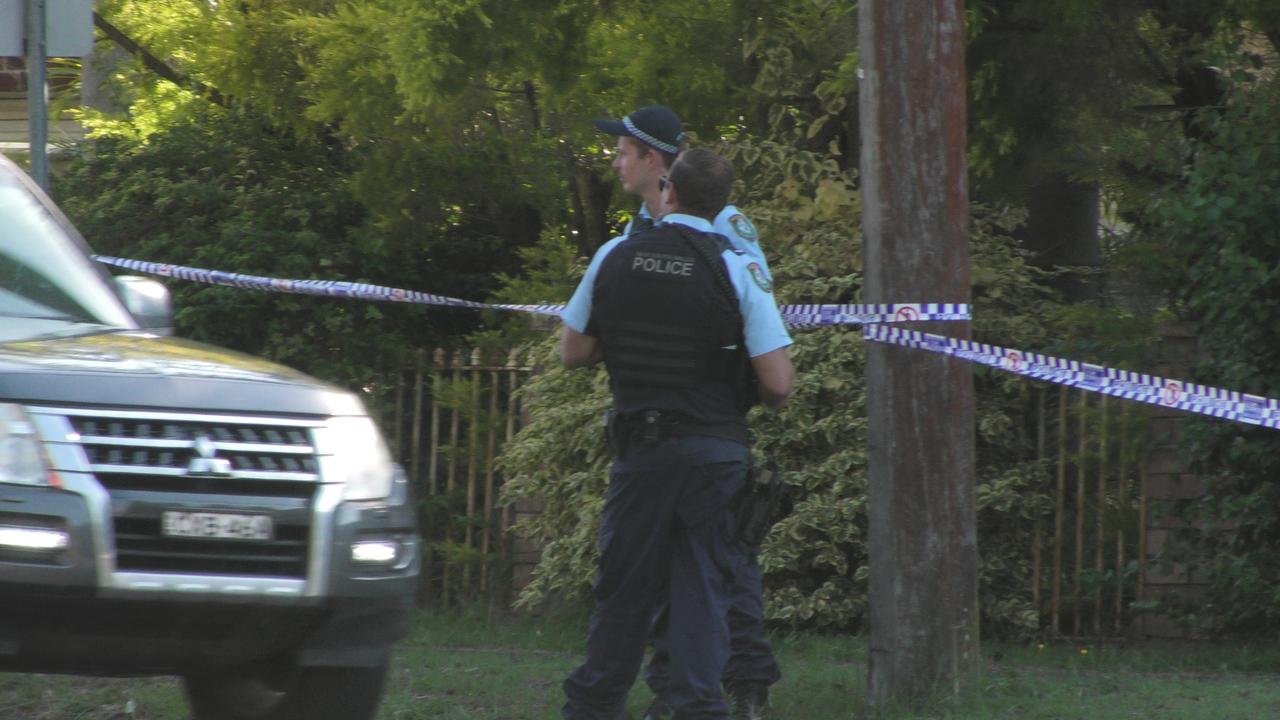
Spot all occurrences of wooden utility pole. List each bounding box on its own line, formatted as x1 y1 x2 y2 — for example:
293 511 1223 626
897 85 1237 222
859 0 977 707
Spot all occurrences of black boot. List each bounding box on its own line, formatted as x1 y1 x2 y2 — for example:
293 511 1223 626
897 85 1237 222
642 696 672 720
727 683 769 720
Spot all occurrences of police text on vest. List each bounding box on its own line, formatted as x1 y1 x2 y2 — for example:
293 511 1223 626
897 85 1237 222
632 251 695 277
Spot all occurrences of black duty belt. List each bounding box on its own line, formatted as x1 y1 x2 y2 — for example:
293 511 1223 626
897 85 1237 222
604 409 748 458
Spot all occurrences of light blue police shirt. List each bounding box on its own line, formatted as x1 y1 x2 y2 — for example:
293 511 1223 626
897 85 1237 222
623 203 772 280
563 214 792 358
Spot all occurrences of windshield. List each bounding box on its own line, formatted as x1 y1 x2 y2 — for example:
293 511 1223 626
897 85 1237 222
0 167 137 340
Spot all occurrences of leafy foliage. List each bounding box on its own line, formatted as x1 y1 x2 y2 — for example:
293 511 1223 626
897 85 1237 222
1140 64 1280 635
55 107 442 391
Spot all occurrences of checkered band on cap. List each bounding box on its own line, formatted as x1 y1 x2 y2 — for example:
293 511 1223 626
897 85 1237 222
623 116 682 154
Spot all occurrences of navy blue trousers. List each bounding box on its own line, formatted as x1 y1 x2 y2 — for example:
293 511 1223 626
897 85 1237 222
562 435 750 720
643 549 782 697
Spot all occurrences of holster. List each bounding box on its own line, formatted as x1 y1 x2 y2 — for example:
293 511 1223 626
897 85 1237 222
733 460 787 547
603 410 628 458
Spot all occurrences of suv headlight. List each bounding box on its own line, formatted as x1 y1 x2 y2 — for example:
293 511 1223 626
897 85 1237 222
319 417 394 501
0 404 51 486
0 399 52 484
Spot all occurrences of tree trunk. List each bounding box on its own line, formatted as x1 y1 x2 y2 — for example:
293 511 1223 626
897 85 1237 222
1021 175 1101 302
571 165 614 255
859 0 978 707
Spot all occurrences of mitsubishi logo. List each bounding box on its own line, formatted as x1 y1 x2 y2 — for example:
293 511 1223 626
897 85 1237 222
187 434 234 476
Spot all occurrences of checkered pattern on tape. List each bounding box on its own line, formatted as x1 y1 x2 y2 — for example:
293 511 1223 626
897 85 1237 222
863 325 1280 431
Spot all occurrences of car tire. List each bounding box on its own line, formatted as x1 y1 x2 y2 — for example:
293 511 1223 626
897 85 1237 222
183 660 389 720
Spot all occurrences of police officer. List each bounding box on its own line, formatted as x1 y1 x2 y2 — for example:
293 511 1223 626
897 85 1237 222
594 106 782 720
560 148 794 720
599 107 773 283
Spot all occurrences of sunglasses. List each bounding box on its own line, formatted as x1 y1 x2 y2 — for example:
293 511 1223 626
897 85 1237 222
658 175 672 192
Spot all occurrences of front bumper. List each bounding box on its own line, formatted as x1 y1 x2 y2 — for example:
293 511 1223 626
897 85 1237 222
0 476 420 675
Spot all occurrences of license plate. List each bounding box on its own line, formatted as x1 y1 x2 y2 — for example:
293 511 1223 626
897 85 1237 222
161 511 273 541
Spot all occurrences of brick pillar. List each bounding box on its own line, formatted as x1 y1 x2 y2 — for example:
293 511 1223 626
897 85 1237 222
509 496 544 592
1137 322 1208 638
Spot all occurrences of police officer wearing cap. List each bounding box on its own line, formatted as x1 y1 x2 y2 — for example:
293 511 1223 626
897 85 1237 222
594 106 784 720
596 106 773 286
559 148 794 720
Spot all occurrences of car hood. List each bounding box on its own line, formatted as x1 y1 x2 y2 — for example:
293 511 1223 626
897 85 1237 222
0 332 365 416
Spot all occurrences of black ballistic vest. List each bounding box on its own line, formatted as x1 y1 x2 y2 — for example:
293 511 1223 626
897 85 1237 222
589 224 751 426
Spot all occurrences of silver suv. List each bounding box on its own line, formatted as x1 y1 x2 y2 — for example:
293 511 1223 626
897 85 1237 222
0 153 420 720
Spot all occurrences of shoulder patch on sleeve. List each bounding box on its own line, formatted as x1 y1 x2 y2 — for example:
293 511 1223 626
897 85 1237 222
729 214 758 242
747 262 772 293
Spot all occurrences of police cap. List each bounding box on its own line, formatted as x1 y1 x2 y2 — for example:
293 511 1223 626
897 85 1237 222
593 105 686 155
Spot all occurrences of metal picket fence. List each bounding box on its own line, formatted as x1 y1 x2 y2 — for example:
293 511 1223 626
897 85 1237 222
1030 385 1149 637
369 349 1161 633
375 347 536 607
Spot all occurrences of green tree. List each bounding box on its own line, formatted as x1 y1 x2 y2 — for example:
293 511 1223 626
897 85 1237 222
965 1 1280 302
1140 60 1280 635
56 107 438 391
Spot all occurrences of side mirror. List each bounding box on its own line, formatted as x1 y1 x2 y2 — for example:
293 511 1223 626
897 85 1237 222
114 276 174 336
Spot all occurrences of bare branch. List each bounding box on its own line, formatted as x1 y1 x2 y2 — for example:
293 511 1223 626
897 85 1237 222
93 12 227 107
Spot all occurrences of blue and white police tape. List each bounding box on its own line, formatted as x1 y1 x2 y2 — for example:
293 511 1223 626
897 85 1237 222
864 324 1280 430
783 303 970 328
95 255 567 318
94 256 970 329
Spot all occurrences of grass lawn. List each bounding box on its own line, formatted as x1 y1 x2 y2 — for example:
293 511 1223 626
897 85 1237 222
3 608 1280 718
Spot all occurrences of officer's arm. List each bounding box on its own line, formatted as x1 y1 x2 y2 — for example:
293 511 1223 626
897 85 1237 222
751 347 794 408
560 326 603 369
728 249 793 407
560 240 618 369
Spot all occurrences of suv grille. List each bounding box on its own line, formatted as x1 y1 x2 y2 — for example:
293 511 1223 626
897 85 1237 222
63 410 324 579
